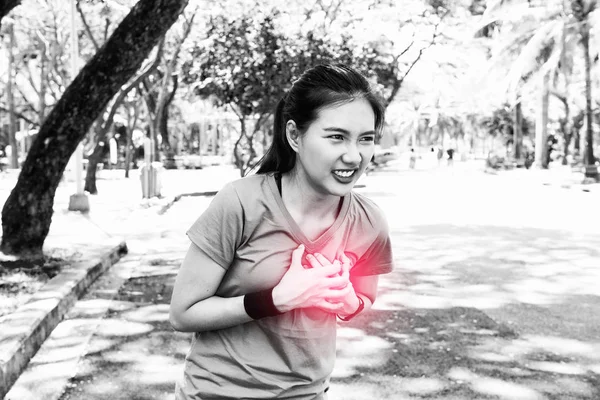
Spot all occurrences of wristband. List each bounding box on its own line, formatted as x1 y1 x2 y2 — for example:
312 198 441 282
244 288 283 320
337 294 365 322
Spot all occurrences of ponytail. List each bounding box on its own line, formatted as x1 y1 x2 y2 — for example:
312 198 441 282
256 96 296 174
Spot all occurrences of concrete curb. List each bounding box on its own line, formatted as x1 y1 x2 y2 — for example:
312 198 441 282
157 191 218 215
0 240 128 398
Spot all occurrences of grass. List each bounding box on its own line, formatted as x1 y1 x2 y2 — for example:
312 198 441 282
0 254 73 318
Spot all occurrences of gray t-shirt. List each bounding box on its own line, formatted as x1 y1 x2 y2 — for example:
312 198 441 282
177 173 394 399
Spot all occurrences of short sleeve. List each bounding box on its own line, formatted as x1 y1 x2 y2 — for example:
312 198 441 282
351 215 394 277
186 183 244 270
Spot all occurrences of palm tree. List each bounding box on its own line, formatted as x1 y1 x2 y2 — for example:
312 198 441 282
477 0 598 174
571 0 598 179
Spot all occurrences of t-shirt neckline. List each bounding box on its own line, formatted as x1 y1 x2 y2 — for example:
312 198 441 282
267 173 350 251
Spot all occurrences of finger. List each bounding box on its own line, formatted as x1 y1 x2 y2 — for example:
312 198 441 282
290 244 305 269
306 254 324 269
315 299 345 312
340 259 350 278
314 253 332 266
340 254 352 273
340 253 351 265
331 260 341 276
324 276 351 290
315 262 343 278
324 285 353 300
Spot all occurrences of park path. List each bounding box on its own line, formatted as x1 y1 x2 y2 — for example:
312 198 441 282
5 162 600 400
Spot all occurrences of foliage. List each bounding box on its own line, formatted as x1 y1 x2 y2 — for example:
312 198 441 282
1 0 189 256
182 10 293 174
481 103 531 143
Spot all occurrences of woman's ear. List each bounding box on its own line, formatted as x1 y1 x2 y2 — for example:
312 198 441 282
285 120 300 153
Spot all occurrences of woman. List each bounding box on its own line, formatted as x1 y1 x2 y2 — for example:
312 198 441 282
170 64 394 399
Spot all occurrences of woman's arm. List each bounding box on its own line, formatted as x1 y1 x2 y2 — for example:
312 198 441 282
304 253 380 318
349 274 379 312
169 243 252 332
170 243 350 332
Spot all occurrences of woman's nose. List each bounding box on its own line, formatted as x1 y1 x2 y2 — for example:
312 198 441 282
341 143 361 165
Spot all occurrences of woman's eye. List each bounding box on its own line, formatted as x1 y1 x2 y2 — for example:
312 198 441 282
361 136 375 142
329 135 344 140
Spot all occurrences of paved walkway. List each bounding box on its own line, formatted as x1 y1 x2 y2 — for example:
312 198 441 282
0 165 241 399
1 160 599 400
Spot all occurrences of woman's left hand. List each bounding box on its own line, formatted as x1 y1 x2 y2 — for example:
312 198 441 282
306 253 361 316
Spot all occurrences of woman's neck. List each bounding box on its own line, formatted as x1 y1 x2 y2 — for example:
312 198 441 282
281 169 341 221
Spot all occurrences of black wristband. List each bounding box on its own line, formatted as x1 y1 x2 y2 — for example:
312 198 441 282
244 288 283 320
337 294 365 322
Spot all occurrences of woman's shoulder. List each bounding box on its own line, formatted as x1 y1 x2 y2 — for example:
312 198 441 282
348 191 388 226
218 173 274 209
226 173 271 193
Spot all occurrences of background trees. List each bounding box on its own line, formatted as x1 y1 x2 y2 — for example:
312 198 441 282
0 0 598 256
474 0 599 172
0 0 189 257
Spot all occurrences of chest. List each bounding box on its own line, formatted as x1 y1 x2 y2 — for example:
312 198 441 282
293 214 337 242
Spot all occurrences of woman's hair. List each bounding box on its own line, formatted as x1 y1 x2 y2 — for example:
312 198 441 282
255 64 385 175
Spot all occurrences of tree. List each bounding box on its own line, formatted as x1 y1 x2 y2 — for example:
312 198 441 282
142 8 197 162
0 0 20 31
184 11 292 176
1 0 189 257
477 0 599 173
572 0 598 179
84 41 164 194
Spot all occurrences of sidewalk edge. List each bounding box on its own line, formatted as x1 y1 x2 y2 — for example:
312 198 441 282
0 240 128 399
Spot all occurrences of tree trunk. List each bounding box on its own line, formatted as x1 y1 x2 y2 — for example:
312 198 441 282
158 75 178 152
1 0 189 257
84 132 107 195
535 72 549 169
562 126 572 166
0 0 21 31
234 118 246 176
513 101 523 162
125 127 133 178
38 32 48 124
581 17 597 178
84 43 163 193
125 100 140 178
7 22 19 168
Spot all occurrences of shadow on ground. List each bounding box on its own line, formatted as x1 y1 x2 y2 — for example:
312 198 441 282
31 223 600 400
331 224 600 400
56 260 186 400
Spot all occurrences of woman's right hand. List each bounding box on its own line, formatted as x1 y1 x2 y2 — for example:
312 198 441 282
272 244 351 313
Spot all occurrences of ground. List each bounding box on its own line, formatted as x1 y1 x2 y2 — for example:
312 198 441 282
4 161 600 400
0 252 75 317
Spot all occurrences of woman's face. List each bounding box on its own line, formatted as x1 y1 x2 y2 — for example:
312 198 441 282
291 98 376 197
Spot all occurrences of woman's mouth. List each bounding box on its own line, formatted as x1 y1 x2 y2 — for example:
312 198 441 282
332 169 357 182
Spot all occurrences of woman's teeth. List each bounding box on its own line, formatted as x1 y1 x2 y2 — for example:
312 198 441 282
333 170 355 178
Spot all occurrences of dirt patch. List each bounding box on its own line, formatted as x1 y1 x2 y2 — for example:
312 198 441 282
0 252 77 318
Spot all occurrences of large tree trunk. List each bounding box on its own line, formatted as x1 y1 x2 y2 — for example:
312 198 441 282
1 0 189 257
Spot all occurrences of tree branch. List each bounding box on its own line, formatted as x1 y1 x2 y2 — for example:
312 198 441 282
100 39 165 132
76 0 100 51
0 106 39 127
386 16 443 106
